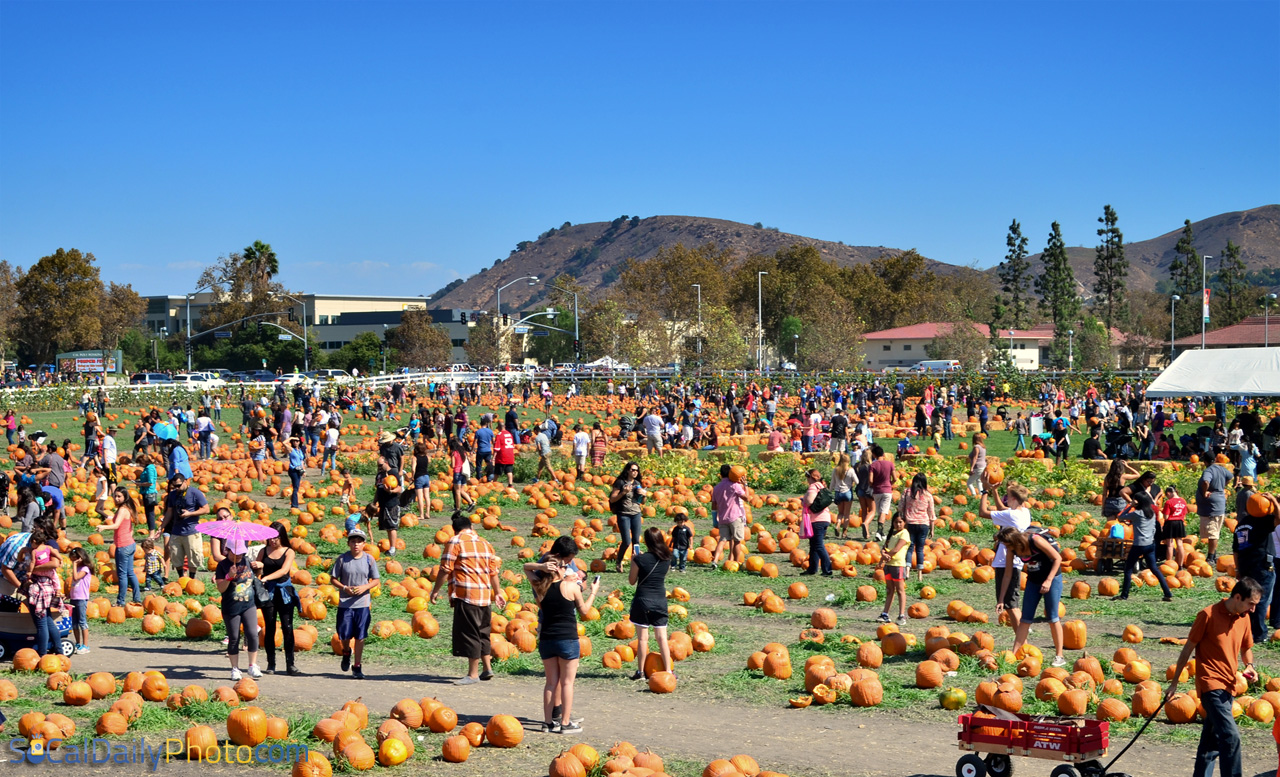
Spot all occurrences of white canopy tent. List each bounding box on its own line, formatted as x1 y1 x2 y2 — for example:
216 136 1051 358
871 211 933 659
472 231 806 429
1145 347 1280 398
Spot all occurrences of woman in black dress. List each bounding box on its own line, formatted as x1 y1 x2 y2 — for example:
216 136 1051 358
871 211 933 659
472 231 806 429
628 527 673 680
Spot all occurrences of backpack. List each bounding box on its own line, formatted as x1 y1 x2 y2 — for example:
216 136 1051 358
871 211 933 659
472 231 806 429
809 487 834 514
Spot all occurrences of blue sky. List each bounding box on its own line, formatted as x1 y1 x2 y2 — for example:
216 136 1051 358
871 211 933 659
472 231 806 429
1 0 1276 297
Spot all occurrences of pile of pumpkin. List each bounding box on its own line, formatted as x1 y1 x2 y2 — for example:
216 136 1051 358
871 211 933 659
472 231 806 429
598 617 714 692
548 741 788 777
308 695 524 769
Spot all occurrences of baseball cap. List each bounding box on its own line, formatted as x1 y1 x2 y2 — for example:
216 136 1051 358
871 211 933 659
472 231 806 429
347 529 367 541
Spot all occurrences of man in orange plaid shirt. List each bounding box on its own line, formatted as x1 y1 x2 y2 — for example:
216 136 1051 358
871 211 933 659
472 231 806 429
430 511 506 684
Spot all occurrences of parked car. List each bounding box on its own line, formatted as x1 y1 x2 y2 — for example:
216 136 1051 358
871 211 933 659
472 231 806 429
130 373 174 385
172 373 226 389
311 368 353 384
206 368 235 381
231 370 276 383
910 360 962 373
274 372 313 386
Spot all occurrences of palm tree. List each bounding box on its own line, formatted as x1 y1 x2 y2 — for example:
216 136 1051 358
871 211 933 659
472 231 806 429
242 240 278 286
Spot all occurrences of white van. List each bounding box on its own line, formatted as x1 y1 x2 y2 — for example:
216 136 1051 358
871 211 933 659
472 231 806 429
911 360 961 373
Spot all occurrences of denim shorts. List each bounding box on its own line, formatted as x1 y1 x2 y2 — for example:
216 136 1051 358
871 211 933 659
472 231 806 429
1022 573 1063 623
71 599 88 630
538 637 581 661
414 474 431 489
452 472 469 486
833 491 853 503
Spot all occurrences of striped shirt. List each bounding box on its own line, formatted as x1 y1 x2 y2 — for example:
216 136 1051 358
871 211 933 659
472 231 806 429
438 528 501 607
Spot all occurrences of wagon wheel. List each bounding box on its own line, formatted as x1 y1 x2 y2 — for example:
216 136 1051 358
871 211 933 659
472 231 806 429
1078 760 1105 777
984 754 1013 777
1049 767 1080 777
957 754 987 777
0 643 7 661
59 638 76 657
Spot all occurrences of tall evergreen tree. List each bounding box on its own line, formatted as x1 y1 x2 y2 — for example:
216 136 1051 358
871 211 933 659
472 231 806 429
1092 204 1129 333
1034 222 1080 367
996 219 1033 329
1214 240 1251 327
1168 219 1203 338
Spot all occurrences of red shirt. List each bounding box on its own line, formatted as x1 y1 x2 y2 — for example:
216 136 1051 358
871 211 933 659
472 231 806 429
1162 497 1188 522
494 430 516 466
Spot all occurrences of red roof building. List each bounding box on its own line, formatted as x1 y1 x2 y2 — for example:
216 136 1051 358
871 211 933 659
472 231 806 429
1173 315 1280 349
863 322 1125 371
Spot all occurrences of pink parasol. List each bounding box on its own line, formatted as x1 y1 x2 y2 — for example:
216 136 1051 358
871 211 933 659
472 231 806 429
196 520 280 551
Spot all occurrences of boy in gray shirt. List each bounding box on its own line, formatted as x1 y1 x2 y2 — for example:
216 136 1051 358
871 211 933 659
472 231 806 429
332 530 379 679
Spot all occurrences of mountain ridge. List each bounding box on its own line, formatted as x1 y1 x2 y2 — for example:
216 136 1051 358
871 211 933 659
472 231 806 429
431 206 1280 312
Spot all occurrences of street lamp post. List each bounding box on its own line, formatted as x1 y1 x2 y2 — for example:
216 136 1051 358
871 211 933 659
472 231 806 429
691 284 702 370
1008 329 1016 368
1170 295 1181 362
494 275 538 362
274 292 310 371
793 334 799 360
546 282 579 361
1267 293 1278 347
184 280 223 372
756 271 768 371
1067 329 1074 372
1202 255 1213 350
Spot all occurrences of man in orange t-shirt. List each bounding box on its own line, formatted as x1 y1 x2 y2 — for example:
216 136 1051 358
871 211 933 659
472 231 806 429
1167 578 1261 777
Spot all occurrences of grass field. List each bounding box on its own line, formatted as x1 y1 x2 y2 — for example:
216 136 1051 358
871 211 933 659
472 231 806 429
1 400 1277 775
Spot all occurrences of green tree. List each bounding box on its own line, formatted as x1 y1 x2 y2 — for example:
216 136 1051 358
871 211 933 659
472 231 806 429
0 260 18 368
196 242 298 338
1092 204 1129 333
619 243 733 361
692 305 748 370
99 282 146 353
796 293 865 371
1034 222 1080 367
997 220 1034 329
926 321 990 368
388 310 454 368
1072 317 1112 370
15 248 104 363
1213 240 1251 327
843 249 938 332
524 308 575 365
328 332 386 374
465 313 502 366
581 298 642 364
1168 219 1203 339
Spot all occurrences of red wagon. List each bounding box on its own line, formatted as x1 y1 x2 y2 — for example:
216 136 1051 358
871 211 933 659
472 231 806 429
955 711 1133 777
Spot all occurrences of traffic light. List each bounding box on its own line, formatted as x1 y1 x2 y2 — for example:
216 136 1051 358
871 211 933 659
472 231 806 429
574 340 580 357
306 346 313 361
502 314 510 326
379 343 386 357
460 312 468 324
287 308 295 322
185 342 193 358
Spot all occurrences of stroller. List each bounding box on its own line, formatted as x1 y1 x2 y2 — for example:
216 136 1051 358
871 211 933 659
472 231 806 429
0 611 75 660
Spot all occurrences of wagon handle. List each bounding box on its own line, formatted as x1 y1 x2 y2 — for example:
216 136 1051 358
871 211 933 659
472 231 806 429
1102 696 1165 772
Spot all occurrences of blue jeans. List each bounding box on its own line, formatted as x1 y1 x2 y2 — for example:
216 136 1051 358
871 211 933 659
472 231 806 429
1194 688 1242 777
1014 434 1026 451
616 513 642 562
1241 561 1274 642
673 548 688 571
31 609 61 655
943 419 953 440
308 430 319 457
322 447 337 471
115 543 141 605
289 469 303 508
1021 573 1063 623
801 435 812 453
199 430 212 459
1120 544 1172 599
906 524 930 570
807 522 831 574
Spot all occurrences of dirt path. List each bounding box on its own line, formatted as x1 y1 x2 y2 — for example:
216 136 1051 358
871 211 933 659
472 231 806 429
71 632 1274 777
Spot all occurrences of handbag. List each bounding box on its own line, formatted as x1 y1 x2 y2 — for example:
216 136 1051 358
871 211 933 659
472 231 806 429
252 577 272 607
809 487 834 514
799 507 814 539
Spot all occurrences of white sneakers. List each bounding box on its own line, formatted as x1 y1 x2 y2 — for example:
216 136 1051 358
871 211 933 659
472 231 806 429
248 664 263 679
230 668 242 681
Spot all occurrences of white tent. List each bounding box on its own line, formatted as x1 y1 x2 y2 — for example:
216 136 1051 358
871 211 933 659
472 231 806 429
1145 347 1280 398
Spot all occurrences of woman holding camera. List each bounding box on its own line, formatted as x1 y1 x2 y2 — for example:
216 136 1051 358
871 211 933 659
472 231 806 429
524 548 599 734
609 462 646 573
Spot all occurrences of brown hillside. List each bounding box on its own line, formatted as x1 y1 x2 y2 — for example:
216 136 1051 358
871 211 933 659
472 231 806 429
430 215 957 312
1025 204 1280 297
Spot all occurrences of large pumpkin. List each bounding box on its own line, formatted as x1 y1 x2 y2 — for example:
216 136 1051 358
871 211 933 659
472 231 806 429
380 737 414 766
485 714 524 748
227 706 268 747
1057 689 1090 717
915 661 944 689
185 725 219 760
648 671 677 694
550 751 588 777
1096 698 1130 722
850 678 884 707
389 699 423 729
140 675 169 702
1062 620 1087 650
291 751 333 777
64 681 95 707
96 712 129 736
1131 687 1162 718
427 706 458 733
811 608 838 630
12 648 40 672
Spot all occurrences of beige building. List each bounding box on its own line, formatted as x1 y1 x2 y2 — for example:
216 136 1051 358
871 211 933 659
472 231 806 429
143 294 475 362
863 322 1127 371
